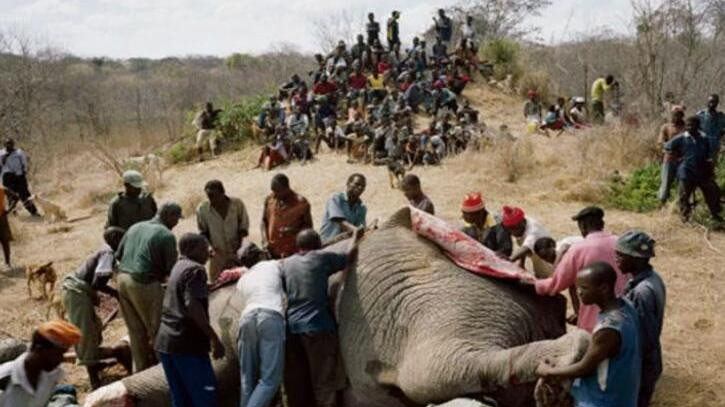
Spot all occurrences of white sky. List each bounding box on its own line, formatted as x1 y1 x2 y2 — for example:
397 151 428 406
0 0 634 58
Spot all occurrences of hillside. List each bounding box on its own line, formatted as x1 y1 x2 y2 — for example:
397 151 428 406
2 83 723 406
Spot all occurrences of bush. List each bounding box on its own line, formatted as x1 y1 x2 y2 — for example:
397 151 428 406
482 38 522 81
606 161 661 212
607 159 725 217
518 70 552 104
216 94 267 143
166 141 195 164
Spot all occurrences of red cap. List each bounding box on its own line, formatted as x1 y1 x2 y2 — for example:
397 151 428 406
433 80 445 90
527 89 538 98
502 206 525 227
461 193 485 213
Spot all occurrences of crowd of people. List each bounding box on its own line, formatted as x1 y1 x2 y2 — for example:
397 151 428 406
193 9 491 170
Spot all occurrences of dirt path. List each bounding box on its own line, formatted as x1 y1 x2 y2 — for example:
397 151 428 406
2 84 723 406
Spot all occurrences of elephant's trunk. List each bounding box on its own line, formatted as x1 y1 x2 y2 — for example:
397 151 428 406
83 356 239 407
475 329 590 389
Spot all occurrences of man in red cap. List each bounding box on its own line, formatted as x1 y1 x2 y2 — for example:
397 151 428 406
459 193 512 257
0 320 81 406
501 206 553 278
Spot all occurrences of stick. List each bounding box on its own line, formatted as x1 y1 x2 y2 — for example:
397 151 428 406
102 307 119 329
698 224 721 254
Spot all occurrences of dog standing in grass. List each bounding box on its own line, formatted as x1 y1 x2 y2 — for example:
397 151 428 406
26 262 57 300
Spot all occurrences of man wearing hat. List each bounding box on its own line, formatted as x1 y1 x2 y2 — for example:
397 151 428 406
116 202 182 372
459 193 512 257
0 320 81 407
501 206 553 278
107 170 158 231
535 206 629 332
616 230 666 407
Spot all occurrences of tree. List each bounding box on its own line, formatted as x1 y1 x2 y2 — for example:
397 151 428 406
309 9 365 53
445 0 552 40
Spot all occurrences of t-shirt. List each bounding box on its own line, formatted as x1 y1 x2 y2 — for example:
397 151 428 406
515 217 551 277
571 300 641 407
0 353 63 407
106 192 158 231
117 219 178 283
623 268 666 379
368 75 385 90
556 236 584 258
410 195 435 215
155 257 210 355
319 192 367 243
696 109 725 153
75 244 115 290
348 74 368 90
237 260 285 317
281 251 348 334
591 78 610 102
664 131 712 180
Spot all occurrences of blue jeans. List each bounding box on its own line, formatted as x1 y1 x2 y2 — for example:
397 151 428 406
238 308 285 407
158 352 218 407
658 159 678 202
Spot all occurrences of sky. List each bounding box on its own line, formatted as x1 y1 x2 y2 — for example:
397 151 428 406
0 0 635 59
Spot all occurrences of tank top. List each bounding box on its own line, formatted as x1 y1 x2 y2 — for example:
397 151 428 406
571 299 641 407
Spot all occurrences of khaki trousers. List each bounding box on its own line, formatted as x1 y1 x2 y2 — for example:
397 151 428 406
117 273 163 373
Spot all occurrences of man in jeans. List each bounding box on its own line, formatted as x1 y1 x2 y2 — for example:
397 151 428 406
664 116 723 222
282 228 364 407
155 233 225 407
116 202 181 372
236 243 284 407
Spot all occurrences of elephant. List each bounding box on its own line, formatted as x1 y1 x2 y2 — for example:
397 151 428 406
85 207 589 407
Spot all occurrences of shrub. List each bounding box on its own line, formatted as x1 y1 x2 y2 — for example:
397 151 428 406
166 141 195 164
607 159 725 216
216 94 266 144
518 70 551 104
482 38 522 81
606 161 660 212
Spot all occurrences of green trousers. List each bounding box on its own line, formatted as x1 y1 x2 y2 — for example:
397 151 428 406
117 272 163 373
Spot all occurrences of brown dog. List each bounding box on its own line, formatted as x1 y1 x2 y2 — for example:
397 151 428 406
26 262 57 300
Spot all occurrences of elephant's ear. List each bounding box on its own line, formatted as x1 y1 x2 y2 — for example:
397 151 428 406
365 360 400 387
381 207 412 230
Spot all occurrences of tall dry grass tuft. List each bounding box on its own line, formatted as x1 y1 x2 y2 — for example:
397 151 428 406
487 137 536 183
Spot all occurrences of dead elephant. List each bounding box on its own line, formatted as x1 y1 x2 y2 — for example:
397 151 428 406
85 207 588 406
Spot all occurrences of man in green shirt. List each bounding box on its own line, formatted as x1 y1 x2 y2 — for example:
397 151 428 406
116 202 181 373
591 75 616 124
106 170 158 231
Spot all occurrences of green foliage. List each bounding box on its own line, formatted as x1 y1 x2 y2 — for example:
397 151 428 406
216 94 266 142
607 159 725 221
482 38 522 81
606 161 661 212
166 141 195 164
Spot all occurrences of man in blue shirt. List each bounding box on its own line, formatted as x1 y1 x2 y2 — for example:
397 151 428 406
616 230 666 407
319 173 367 244
281 228 364 407
696 94 725 160
664 116 722 222
537 261 641 407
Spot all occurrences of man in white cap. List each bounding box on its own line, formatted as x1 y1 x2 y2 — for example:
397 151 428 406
106 170 158 231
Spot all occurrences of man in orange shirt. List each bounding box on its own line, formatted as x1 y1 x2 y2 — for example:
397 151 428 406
261 174 313 259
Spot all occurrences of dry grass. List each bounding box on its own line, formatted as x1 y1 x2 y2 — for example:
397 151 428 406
1 84 723 406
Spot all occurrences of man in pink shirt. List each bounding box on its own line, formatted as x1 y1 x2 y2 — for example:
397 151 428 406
535 206 630 332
